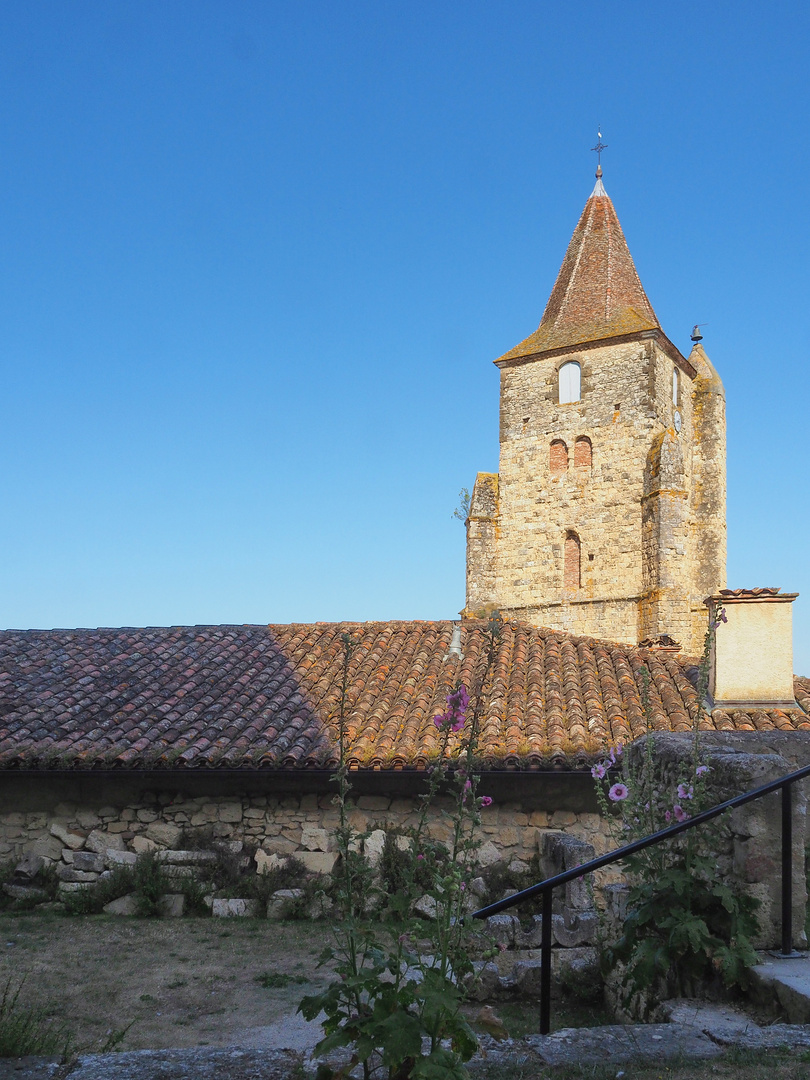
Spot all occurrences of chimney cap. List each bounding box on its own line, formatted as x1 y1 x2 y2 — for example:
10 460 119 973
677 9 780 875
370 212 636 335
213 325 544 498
705 588 799 605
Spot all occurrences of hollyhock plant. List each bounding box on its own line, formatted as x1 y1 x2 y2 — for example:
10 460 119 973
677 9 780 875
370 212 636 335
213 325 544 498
591 610 759 1019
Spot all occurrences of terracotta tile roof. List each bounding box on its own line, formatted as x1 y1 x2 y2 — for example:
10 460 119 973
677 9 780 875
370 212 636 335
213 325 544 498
497 179 661 364
0 621 807 772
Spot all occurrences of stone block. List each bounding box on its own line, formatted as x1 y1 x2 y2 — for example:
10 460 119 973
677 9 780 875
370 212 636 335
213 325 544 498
75 810 101 830
212 898 259 918
50 823 85 850
29 836 63 861
156 849 218 865
97 806 119 819
507 858 529 876
465 961 502 1001
14 854 44 880
513 960 544 997
136 809 159 823
255 850 287 875
105 850 137 868
261 837 298 856
58 881 93 893
413 895 438 920
498 827 520 847
86 830 126 854
132 836 158 854
266 890 304 920
105 822 128 834
356 796 390 811
159 893 185 918
300 826 330 852
364 829 386 867
72 851 105 873
218 803 244 824
486 914 519 947
3 884 47 902
145 822 182 848
103 893 138 916
57 865 99 883
476 841 502 868
552 912 598 947
297 851 338 875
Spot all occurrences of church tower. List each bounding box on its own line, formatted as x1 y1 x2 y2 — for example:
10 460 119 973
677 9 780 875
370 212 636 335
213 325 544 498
465 169 726 654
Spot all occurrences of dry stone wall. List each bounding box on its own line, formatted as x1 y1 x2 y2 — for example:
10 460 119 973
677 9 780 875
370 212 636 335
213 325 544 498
0 790 613 880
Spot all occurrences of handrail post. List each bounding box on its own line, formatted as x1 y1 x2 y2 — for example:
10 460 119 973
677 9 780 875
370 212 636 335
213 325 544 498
540 889 552 1035
782 782 793 956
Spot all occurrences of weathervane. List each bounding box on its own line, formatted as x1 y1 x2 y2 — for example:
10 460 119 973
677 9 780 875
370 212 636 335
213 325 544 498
591 128 607 178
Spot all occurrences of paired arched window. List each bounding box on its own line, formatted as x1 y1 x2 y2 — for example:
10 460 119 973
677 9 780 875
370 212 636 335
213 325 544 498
564 531 581 591
558 362 581 404
574 436 592 468
549 439 568 474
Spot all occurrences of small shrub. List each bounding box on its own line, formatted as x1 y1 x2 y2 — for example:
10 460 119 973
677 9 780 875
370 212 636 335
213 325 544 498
62 864 136 916
132 851 171 916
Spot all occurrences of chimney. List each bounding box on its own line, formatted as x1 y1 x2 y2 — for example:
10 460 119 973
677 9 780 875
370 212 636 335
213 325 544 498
705 589 798 709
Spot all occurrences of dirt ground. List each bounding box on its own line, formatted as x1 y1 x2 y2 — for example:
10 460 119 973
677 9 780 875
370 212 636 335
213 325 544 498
0 912 333 1052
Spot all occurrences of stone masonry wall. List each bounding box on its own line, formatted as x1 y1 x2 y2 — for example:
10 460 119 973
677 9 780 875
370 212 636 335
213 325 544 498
466 333 726 654
0 791 613 876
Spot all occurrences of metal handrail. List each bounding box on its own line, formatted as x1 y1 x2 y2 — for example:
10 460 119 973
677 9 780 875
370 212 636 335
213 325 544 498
472 758 810 1034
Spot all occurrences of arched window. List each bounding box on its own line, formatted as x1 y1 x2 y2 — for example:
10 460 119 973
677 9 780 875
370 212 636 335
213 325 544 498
559 361 581 404
564 531 581 591
549 439 568 474
672 367 679 405
574 436 592 468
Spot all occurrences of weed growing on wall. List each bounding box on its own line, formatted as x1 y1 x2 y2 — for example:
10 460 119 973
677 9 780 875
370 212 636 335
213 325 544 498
593 608 759 1014
299 617 502 1080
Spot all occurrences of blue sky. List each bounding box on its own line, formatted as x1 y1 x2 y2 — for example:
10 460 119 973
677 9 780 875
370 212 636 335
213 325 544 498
1 2 809 671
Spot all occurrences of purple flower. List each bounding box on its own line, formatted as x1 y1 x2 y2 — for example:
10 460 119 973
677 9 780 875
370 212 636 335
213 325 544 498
696 765 710 777
673 804 690 822
591 762 607 780
417 854 424 861
608 783 629 802
480 796 493 808
677 783 694 801
665 810 672 823
460 882 466 891
464 779 472 791
433 683 469 731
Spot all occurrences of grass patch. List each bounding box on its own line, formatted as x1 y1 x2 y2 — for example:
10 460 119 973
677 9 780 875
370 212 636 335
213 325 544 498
0 977 71 1058
254 971 309 989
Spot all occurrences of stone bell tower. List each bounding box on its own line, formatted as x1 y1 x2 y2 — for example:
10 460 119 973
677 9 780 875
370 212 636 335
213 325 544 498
464 168 726 654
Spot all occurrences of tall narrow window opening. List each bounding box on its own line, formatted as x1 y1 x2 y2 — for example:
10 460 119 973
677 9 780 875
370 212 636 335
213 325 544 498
564 531 581 591
550 440 569 474
559 362 581 404
672 367 679 405
574 436 592 468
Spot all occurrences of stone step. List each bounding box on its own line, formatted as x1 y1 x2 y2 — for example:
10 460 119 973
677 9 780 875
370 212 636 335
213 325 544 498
748 953 810 1023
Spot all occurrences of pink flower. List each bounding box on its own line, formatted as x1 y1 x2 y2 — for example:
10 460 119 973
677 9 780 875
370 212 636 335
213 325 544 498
460 882 466 891
673 804 690 822
677 783 693 801
464 779 472 791
608 783 629 802
665 810 672 823
417 854 424 861
480 796 493 808
591 762 607 780
696 765 710 777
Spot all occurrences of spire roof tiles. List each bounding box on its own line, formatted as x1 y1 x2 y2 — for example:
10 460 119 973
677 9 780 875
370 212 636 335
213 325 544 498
497 179 661 364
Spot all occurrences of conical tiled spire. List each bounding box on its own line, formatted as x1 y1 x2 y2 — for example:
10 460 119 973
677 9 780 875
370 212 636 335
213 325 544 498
497 179 660 363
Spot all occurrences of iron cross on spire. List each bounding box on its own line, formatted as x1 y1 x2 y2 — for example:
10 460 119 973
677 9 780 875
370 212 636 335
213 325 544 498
591 128 607 178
